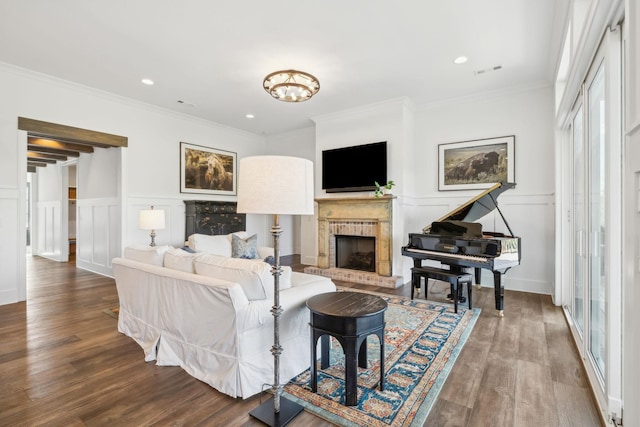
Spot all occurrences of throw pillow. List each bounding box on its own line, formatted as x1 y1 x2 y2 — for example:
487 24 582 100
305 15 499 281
232 234 260 259
164 247 198 273
187 233 232 256
193 253 292 300
123 244 171 266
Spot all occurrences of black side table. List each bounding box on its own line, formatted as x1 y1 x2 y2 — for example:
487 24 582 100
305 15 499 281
306 291 387 406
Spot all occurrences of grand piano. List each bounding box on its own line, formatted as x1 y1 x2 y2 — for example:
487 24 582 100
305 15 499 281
401 182 521 316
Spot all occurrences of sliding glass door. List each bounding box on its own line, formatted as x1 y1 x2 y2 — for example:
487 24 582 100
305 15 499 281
587 61 606 379
566 26 623 417
571 104 585 336
570 53 607 387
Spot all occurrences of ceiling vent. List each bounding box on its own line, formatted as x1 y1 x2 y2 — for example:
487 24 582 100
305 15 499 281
474 65 503 75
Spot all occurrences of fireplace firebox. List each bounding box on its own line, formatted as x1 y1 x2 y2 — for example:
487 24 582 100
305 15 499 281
335 235 376 272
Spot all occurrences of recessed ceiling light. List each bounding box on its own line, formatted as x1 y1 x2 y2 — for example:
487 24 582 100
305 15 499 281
246 114 255 119
141 78 154 85
453 56 468 64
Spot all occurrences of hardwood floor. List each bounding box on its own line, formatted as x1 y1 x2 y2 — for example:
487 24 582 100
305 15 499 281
0 255 602 426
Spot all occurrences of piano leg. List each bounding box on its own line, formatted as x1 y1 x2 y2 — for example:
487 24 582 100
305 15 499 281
474 267 482 290
493 271 504 317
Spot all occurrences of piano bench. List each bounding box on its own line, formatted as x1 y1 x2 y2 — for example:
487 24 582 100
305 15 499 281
410 266 473 313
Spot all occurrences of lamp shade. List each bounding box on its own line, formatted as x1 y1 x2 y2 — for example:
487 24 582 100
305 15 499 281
139 208 166 230
237 156 314 215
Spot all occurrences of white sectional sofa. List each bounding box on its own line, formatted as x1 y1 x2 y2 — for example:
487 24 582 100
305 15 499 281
112 233 336 399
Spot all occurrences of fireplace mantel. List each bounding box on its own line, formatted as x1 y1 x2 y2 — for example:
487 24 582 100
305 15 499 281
307 196 401 287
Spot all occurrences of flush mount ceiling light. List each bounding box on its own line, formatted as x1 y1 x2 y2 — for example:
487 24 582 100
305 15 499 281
263 69 320 102
453 56 468 64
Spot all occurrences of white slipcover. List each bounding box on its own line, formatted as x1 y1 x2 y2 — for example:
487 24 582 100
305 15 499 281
112 257 336 398
187 232 274 259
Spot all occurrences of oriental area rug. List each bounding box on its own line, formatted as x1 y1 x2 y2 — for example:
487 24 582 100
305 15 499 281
284 291 480 427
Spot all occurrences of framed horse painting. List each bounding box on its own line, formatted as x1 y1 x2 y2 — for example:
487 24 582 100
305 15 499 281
180 142 237 195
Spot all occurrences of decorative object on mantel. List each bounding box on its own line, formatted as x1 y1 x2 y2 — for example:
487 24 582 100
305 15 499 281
374 180 395 198
237 155 314 427
263 70 320 102
138 206 165 247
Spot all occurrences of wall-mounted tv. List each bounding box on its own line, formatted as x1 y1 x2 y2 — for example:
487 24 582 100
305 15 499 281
322 141 387 193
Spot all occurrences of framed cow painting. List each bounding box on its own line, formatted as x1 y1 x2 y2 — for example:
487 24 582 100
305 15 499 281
438 135 515 191
180 142 237 195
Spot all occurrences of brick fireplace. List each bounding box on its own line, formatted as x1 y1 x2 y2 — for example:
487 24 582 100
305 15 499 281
304 196 403 288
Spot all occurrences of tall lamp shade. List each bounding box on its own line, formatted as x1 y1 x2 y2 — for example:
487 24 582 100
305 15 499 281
237 156 313 215
237 156 313 427
139 206 165 247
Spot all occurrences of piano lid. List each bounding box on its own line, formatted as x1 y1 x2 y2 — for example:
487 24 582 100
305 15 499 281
423 182 516 233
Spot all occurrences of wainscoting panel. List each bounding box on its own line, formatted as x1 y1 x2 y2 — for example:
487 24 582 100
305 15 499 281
37 200 62 259
0 193 23 304
76 197 120 277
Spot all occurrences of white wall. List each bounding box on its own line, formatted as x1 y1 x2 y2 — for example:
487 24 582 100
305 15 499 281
75 147 120 276
312 98 414 279
624 1 640 425
308 90 555 294
264 127 317 255
412 86 556 294
0 63 266 305
0 60 558 306
35 162 64 260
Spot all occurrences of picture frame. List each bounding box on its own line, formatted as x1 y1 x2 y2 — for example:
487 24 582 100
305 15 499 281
180 142 237 195
438 135 515 191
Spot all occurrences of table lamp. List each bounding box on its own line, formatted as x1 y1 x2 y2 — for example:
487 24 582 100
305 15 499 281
237 155 314 427
138 206 165 246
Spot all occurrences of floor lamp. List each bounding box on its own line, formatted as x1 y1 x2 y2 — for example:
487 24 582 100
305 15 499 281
237 155 314 427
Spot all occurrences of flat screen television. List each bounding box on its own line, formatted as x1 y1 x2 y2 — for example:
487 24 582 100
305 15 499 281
322 141 387 193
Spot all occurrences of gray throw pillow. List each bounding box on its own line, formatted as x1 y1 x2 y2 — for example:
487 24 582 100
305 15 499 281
231 234 260 259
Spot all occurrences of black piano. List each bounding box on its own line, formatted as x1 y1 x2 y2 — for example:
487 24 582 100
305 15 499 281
401 182 521 316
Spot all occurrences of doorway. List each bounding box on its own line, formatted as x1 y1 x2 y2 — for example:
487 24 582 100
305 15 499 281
65 163 77 264
20 117 127 288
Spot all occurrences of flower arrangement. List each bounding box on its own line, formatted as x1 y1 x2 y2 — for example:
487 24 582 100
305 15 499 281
374 180 395 198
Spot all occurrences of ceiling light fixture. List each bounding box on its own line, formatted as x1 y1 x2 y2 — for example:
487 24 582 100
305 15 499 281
141 78 154 85
246 113 255 119
263 69 320 102
453 56 468 64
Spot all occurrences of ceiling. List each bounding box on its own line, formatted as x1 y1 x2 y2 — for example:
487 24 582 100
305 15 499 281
0 1 567 136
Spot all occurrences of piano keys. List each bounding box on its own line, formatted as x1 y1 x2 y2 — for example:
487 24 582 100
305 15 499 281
401 182 521 316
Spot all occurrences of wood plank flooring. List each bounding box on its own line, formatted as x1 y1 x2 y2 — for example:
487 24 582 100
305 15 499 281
0 255 602 426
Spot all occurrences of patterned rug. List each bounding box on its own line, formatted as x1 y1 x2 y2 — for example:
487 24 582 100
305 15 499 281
284 291 480 426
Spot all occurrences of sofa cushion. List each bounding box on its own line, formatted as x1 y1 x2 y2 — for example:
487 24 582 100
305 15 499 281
164 247 198 273
231 234 260 259
124 244 171 266
193 253 291 300
187 233 231 256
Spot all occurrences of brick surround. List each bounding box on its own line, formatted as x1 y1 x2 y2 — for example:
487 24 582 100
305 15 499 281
304 196 403 288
